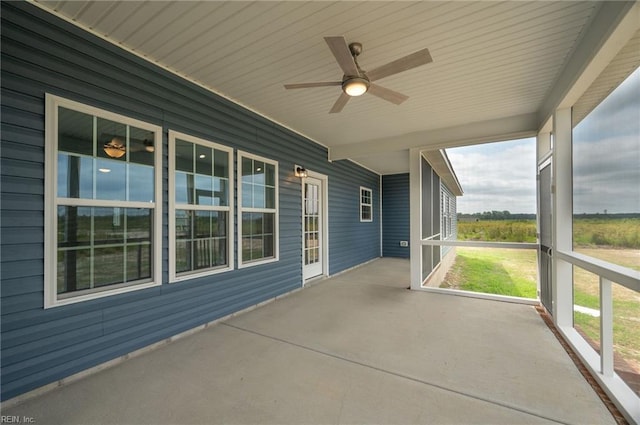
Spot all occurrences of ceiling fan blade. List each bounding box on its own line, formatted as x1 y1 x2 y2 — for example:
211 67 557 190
329 92 351 114
367 48 432 82
368 83 409 105
324 36 359 76
284 82 341 89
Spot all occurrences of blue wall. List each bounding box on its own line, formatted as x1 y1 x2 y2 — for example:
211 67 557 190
0 1 380 401
382 174 410 258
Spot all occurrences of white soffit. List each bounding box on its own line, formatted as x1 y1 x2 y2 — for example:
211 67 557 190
573 29 640 127
35 1 604 173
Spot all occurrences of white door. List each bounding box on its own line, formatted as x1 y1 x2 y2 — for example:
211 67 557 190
303 177 323 280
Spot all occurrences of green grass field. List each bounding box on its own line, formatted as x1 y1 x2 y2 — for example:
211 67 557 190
445 217 640 373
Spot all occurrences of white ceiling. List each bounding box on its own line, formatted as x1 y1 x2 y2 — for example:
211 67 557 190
34 1 634 174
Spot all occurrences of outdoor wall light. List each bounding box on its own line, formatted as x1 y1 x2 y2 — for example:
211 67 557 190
103 137 126 158
342 76 369 97
294 165 308 178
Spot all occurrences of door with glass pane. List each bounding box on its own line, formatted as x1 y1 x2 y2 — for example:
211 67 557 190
303 177 323 280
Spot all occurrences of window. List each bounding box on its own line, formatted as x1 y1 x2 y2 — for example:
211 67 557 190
169 131 233 281
360 187 373 222
238 151 278 267
45 95 162 307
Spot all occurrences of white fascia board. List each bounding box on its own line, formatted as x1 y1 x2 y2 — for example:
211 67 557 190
329 113 537 161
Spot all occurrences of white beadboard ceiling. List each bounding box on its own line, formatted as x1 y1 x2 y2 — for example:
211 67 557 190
35 1 617 173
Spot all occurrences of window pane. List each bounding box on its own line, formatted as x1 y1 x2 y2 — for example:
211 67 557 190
175 139 194 173
94 246 124 287
265 163 276 186
193 239 212 270
252 184 265 208
265 187 275 209
128 164 154 202
96 159 126 200
129 126 154 166
176 240 191 273
176 210 192 240
253 161 265 185
195 210 211 238
195 174 213 205
57 249 91 294
242 183 253 207
93 207 125 245
264 235 274 258
58 206 92 247
97 117 126 161
214 150 228 178
126 243 151 281
212 211 226 238
264 212 274 235
214 177 228 207
242 237 252 262
58 107 93 156
175 172 193 204
213 237 227 266
127 208 151 243
57 154 94 199
242 157 253 183
195 144 212 175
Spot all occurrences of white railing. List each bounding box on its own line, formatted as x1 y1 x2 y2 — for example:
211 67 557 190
556 250 640 423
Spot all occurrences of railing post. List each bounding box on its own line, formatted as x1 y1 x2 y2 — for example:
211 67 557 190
409 148 422 290
600 277 613 377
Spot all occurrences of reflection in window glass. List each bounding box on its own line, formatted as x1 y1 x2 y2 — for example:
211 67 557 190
57 207 153 295
239 154 278 265
53 100 158 300
573 67 640 269
171 134 232 277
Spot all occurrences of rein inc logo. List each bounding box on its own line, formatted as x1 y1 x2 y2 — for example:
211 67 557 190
1 417 35 424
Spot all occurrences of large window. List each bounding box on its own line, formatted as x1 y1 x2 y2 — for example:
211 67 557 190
360 187 373 222
45 95 162 307
169 131 233 281
238 151 278 267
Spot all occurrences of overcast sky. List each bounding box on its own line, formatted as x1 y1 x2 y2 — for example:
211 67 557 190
573 67 639 214
447 138 537 214
447 67 639 216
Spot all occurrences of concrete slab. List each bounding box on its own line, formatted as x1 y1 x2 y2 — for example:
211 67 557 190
2 258 615 424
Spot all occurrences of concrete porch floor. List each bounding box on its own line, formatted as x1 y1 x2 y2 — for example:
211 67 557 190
2 258 615 424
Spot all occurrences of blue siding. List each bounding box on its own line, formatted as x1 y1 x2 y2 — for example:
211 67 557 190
0 1 380 401
382 174 410 258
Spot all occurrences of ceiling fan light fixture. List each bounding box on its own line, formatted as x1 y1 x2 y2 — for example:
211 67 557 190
342 77 369 97
103 137 126 158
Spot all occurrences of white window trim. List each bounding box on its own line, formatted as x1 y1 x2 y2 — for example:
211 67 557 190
44 94 162 308
360 186 373 222
237 150 279 268
168 130 234 282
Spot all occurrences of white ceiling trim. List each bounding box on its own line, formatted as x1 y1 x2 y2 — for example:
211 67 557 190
330 112 538 161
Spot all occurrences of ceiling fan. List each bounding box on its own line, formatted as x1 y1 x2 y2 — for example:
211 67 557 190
284 36 432 113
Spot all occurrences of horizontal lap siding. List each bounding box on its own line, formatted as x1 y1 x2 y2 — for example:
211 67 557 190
382 174 410 258
0 2 380 400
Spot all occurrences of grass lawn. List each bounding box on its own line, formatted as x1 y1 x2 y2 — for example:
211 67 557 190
441 245 640 373
440 247 537 299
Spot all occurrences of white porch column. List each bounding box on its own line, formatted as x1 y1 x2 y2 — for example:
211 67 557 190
552 107 573 326
409 148 422 289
